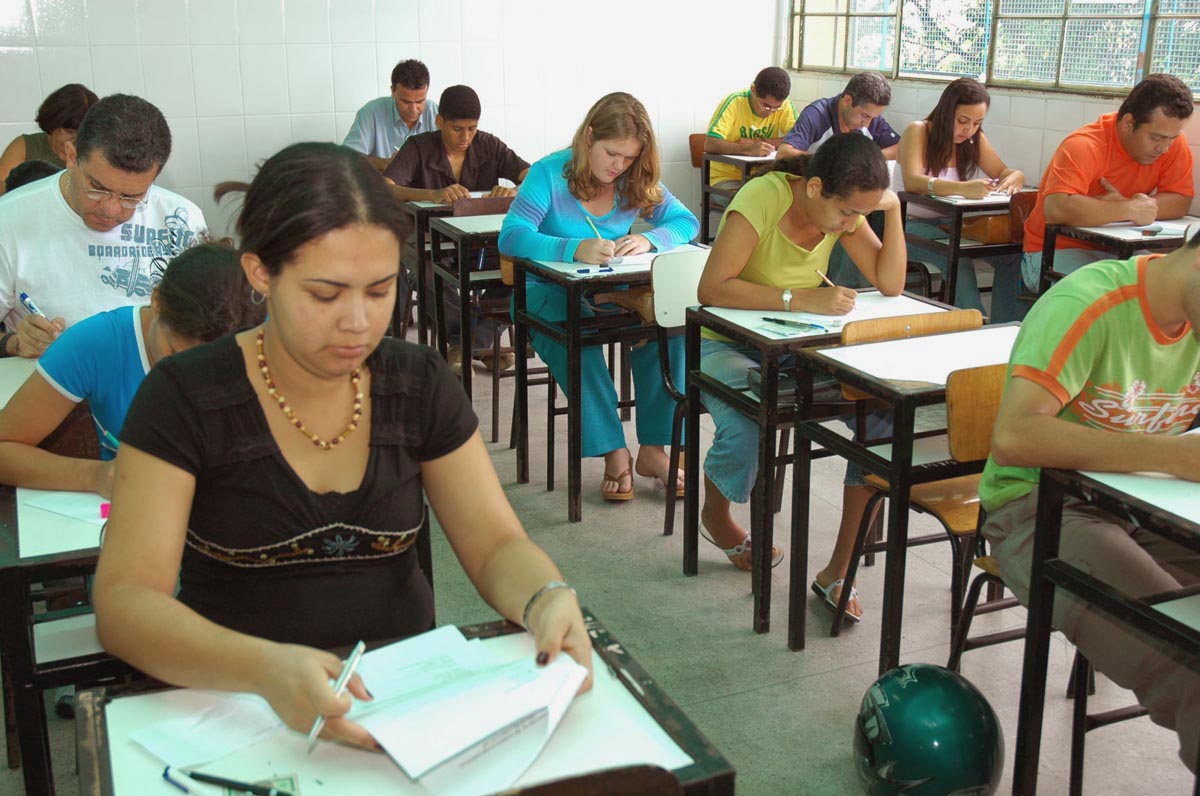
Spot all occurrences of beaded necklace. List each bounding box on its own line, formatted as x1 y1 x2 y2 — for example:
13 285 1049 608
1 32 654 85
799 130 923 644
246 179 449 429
255 329 363 450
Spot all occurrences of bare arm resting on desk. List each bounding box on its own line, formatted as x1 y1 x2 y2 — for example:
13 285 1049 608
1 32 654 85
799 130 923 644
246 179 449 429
0 371 113 495
991 377 1200 480
705 136 776 157
1043 179 1175 228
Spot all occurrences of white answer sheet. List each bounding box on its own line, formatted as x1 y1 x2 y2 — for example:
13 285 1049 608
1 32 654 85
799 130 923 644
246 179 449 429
816 324 1020 387
16 487 106 558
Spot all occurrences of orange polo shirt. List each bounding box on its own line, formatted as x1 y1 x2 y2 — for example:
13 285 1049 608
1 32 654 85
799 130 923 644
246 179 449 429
1023 112 1194 253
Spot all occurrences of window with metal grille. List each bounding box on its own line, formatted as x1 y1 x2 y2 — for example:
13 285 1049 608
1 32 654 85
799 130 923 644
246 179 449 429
787 0 1200 95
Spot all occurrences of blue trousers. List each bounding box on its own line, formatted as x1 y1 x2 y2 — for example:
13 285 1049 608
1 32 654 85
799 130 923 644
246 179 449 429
522 278 685 458
699 338 892 504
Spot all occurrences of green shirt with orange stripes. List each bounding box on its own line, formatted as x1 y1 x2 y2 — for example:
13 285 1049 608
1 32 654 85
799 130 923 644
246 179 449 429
978 254 1200 513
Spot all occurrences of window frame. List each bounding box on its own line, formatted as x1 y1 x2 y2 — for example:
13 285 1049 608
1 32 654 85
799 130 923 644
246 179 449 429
787 0 1200 97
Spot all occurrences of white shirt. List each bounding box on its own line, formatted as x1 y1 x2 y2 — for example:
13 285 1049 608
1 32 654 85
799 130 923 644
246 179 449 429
0 174 206 329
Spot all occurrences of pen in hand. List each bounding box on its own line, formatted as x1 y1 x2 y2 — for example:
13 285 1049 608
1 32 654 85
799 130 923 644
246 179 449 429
18 291 46 317
305 640 366 753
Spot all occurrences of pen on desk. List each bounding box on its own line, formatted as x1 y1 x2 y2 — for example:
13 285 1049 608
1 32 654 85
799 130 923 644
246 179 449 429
18 291 46 318
305 639 366 753
762 317 826 332
576 266 614 275
178 769 292 796
816 271 836 288
161 767 225 795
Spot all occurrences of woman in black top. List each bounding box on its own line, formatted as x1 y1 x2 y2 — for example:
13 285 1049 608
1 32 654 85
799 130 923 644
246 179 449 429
93 142 591 748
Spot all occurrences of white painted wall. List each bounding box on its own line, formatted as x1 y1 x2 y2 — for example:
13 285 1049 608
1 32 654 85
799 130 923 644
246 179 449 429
0 0 780 237
0 0 1196 238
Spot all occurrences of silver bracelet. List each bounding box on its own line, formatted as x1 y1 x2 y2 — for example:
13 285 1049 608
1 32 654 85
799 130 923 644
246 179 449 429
522 580 576 630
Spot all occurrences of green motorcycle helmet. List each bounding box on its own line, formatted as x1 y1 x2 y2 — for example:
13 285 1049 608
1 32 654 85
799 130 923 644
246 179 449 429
854 664 1003 796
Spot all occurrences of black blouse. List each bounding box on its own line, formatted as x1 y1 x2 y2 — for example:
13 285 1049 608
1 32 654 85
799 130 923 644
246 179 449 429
120 336 478 649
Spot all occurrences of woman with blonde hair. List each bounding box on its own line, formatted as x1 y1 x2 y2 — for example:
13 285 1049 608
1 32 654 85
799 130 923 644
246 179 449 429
500 93 698 502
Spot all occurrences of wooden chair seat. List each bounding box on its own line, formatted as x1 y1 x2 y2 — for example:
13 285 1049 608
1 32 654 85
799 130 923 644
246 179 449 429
862 473 982 536
973 554 1002 577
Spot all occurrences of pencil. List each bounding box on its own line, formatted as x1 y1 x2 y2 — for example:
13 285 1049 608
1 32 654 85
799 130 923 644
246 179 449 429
817 271 836 287
583 217 603 239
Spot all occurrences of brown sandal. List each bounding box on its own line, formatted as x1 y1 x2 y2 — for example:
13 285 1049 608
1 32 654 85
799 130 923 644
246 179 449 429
601 468 635 502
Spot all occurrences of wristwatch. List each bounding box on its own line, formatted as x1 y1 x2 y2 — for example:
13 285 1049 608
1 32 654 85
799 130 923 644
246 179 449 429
927 177 937 195
781 288 793 311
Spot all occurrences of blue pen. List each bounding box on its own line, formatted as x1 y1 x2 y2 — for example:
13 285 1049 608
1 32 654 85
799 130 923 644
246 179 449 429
576 266 614 275
762 317 827 332
18 291 46 318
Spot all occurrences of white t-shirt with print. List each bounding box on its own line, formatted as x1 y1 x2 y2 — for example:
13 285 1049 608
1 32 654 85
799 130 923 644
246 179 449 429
0 174 206 330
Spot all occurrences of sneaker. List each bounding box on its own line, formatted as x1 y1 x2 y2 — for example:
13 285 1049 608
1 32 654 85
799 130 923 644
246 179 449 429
445 345 463 376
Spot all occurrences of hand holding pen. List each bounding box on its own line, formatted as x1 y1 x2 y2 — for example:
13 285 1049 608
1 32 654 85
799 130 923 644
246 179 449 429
258 642 375 752
812 271 856 315
13 292 65 359
575 217 615 264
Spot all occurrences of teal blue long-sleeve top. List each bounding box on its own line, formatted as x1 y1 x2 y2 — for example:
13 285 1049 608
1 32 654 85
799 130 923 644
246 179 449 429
498 148 699 262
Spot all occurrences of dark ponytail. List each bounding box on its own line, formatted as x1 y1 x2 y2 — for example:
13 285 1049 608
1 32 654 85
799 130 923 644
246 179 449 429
155 239 265 342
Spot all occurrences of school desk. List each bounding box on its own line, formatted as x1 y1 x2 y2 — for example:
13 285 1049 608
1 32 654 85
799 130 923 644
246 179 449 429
683 292 951 636
792 324 1021 663
1012 467 1200 795
74 610 735 796
428 212 508 404
511 246 703 523
698 152 776 244
399 200 454 345
1038 215 1200 294
898 189 1032 307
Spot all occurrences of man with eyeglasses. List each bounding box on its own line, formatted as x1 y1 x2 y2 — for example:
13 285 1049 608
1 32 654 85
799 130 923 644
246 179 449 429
704 66 798 200
776 72 900 159
0 94 204 359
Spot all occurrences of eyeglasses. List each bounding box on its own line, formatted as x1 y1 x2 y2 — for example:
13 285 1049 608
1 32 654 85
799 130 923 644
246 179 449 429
71 170 148 210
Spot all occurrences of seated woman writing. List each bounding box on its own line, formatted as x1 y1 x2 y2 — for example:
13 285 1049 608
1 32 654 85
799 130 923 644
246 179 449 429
0 242 263 496
697 133 905 623
499 92 699 501
93 143 591 748
893 77 1025 320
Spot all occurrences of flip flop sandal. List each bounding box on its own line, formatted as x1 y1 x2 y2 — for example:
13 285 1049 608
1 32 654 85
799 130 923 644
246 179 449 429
601 468 634 502
811 578 861 624
699 527 784 571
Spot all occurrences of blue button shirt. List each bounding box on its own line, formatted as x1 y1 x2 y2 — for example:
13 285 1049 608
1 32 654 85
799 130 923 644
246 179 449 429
342 96 440 158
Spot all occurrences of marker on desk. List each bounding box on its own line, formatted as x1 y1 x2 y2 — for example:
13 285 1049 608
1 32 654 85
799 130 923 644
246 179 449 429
306 639 366 753
100 502 110 519
762 317 826 332
1141 225 1163 237
18 291 46 318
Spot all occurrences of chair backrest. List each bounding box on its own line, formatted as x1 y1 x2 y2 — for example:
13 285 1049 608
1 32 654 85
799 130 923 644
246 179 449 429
451 195 514 217
688 133 706 169
650 248 710 329
839 309 984 400
946 363 1008 462
841 308 983 346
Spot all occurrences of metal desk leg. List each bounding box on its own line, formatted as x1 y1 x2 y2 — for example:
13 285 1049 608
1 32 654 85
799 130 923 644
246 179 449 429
567 287 583 523
684 319 702 576
456 240 473 400
415 220 431 346
700 159 712 245
0 570 55 795
944 208 963 306
1012 476 1065 796
878 399 916 674
514 269 530 484
788 369 815 651
1039 228 1058 297
751 355 781 635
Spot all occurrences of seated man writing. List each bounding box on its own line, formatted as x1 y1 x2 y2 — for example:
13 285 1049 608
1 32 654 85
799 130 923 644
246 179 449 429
1019 73 1194 294
982 222 1200 774
704 66 797 201
383 85 530 372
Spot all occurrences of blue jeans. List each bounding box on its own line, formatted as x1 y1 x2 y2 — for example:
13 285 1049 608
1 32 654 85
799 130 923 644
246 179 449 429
1021 249 1110 292
520 278 684 458
699 338 892 504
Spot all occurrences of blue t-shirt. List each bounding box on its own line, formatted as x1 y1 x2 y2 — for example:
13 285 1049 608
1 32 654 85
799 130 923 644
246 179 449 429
37 304 151 460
